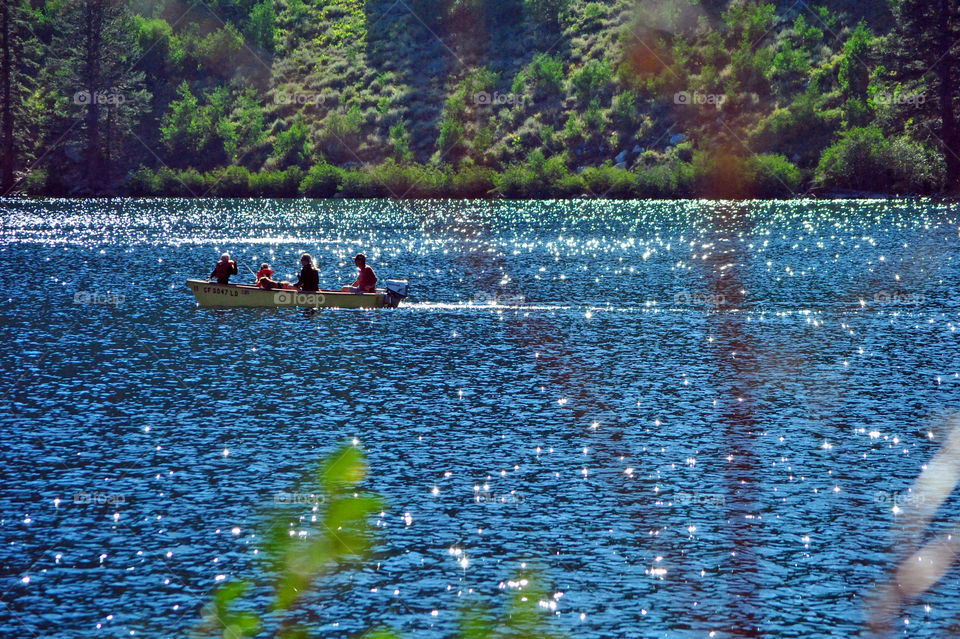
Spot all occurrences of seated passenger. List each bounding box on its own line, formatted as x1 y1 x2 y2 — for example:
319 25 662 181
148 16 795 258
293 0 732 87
255 262 291 290
209 253 238 285
294 253 320 291
342 253 377 293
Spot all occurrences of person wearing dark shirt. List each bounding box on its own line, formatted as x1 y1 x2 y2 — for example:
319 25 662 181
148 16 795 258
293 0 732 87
209 253 238 284
343 253 377 293
295 253 320 291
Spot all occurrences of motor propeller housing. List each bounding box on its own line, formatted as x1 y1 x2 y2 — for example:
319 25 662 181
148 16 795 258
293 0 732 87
384 280 409 307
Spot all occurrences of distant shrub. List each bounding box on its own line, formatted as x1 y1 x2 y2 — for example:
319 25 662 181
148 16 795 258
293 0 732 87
246 0 276 52
160 82 204 162
497 149 571 197
21 169 57 196
496 150 565 198
816 127 943 193
792 14 823 48
389 120 412 162
320 107 363 161
815 126 888 191
472 124 495 158
133 17 178 75
271 119 312 167
692 151 750 198
527 53 565 96
205 166 252 197
581 164 636 198
178 168 206 195
451 164 497 198
839 22 871 102
437 115 466 157
541 153 571 185
127 166 156 196
198 23 244 72
729 40 774 94
511 70 527 95
772 42 808 75
744 154 803 197
553 172 585 197
248 168 304 197
129 166 203 197
496 165 532 198
583 2 603 22
365 160 451 198
886 136 944 193
842 97 872 129
748 82 838 165
299 163 344 197
561 111 585 144
635 161 693 197
610 91 638 129
364 160 413 197
722 2 776 44
581 99 606 139
339 168 380 197
524 0 570 27
570 59 613 101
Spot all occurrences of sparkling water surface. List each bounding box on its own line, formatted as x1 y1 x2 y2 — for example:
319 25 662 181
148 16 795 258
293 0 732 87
1 198 959 637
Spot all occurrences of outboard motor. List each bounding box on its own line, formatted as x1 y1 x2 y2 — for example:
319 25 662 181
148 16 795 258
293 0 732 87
384 280 409 307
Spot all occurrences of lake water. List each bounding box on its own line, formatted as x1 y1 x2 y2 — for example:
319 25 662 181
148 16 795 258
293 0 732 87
1 198 959 638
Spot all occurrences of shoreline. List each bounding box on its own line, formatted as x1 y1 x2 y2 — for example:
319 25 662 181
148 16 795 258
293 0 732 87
0 192 949 201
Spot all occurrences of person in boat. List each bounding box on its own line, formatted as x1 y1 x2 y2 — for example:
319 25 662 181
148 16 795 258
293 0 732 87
294 253 320 291
342 253 377 294
209 253 238 285
255 262 291 290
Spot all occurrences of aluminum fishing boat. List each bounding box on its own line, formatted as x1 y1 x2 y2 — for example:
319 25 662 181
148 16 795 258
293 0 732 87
186 279 408 308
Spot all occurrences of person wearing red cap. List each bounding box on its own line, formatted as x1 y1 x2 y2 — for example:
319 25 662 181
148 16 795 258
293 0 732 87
342 253 377 293
256 263 274 281
255 262 290 290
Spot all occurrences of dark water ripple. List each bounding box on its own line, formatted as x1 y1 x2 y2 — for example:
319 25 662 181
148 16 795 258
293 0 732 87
1 198 959 637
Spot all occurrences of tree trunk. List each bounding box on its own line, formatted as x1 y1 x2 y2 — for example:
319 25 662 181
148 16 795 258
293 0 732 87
938 0 960 191
84 1 102 189
1 0 14 194
104 104 112 187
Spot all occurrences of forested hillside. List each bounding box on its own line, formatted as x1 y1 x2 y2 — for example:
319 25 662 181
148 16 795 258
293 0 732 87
1 0 958 198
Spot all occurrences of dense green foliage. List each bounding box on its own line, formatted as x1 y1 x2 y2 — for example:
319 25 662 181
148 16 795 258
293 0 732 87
2 0 957 198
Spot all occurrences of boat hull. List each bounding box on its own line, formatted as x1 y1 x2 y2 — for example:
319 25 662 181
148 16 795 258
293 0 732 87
186 280 396 308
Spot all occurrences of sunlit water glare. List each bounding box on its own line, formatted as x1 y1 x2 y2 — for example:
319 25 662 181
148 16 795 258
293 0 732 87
1 198 959 637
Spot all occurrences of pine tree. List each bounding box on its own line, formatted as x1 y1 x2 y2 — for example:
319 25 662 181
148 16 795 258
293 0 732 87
893 0 960 190
40 0 149 193
1 0 12 193
1 1 42 194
